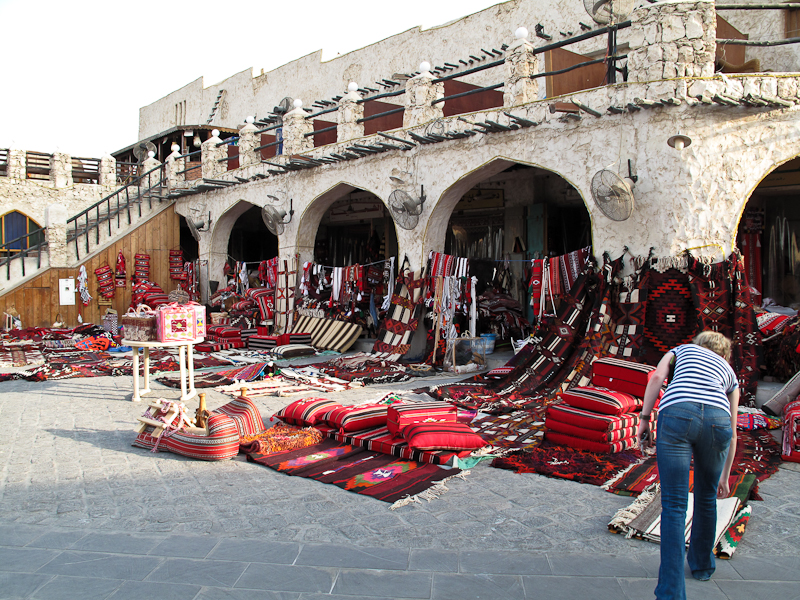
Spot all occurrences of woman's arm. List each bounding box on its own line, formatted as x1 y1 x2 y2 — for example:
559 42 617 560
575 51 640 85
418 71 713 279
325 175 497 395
717 387 740 498
636 352 672 449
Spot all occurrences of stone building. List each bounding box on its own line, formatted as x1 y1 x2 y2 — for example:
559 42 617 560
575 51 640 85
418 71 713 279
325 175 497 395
2 0 800 328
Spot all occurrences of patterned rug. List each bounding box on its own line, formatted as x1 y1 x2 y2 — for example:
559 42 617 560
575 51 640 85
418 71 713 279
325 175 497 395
0 343 45 368
641 267 698 365
240 423 324 454
157 371 235 389
490 441 642 486
603 429 782 497
470 410 547 449
246 439 466 507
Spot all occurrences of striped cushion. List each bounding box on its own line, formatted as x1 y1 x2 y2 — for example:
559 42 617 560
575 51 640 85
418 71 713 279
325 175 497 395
213 396 265 438
207 326 242 339
289 332 313 345
559 386 641 416
591 357 657 397
291 315 362 353
325 425 462 465
324 404 389 433
132 413 240 461
387 403 457 437
402 421 486 451
545 403 640 431
275 398 342 426
544 430 637 454
544 418 637 443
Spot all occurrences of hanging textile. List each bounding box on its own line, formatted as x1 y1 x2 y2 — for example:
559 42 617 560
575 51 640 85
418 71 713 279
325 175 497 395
559 246 591 295
730 252 761 407
115 252 127 288
739 232 762 296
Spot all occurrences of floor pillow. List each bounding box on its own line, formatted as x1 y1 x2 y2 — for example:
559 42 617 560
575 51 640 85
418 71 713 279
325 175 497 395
402 421 486 451
325 404 389 433
559 386 641 416
275 397 342 426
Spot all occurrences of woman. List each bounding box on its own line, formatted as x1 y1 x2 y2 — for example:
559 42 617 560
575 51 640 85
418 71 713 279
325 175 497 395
637 330 739 600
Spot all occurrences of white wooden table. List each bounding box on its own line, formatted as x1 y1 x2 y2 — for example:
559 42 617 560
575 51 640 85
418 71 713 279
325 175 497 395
123 337 204 402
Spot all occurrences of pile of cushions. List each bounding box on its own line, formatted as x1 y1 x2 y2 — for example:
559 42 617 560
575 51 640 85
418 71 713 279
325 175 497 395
273 398 485 452
544 357 659 453
196 325 246 352
131 280 169 309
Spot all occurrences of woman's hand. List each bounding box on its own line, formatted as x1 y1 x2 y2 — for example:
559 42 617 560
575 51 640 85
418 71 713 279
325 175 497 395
717 479 730 499
637 419 652 451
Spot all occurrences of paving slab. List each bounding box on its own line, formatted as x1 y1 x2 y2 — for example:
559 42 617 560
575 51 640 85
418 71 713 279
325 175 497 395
1 373 799 598
28 575 122 600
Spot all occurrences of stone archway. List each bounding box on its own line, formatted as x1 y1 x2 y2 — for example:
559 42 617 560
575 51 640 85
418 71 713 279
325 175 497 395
294 182 400 267
205 199 260 293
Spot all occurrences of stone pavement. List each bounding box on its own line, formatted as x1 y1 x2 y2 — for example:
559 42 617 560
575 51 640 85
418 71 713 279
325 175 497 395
1 366 799 599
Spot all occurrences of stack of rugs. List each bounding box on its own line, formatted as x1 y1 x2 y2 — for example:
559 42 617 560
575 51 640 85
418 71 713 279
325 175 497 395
196 325 246 352
544 357 659 453
131 280 169 309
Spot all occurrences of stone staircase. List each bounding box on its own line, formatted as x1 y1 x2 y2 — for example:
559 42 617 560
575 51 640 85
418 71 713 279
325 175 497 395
0 163 173 294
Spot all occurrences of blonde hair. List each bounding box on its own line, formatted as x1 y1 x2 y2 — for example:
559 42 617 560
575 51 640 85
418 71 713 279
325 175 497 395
692 330 732 360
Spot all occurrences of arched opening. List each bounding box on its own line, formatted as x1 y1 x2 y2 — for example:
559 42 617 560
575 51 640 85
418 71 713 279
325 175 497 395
314 188 398 266
227 204 279 264
442 162 591 320
737 156 800 308
0 210 44 255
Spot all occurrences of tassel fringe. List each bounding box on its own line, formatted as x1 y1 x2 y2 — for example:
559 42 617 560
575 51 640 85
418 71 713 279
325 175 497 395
389 470 470 510
608 483 660 537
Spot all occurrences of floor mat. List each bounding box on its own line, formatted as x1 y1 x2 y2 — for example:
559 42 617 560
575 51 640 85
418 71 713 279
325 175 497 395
490 441 642 486
471 409 547 450
246 438 465 507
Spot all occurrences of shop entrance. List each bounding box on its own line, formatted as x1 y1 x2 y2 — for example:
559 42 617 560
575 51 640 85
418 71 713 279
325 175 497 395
443 162 591 325
227 204 279 264
737 156 800 309
313 189 398 266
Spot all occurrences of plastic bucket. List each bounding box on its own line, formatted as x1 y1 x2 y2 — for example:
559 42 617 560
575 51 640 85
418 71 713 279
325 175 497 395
480 333 497 354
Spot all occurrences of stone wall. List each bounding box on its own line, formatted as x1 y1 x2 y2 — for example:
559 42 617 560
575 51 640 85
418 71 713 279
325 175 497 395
0 177 107 227
172 74 800 288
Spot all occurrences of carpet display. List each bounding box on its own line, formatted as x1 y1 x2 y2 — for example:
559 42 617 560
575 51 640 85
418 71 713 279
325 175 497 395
246 439 465 506
490 441 642 486
602 429 782 496
608 483 742 548
640 267 698 365
0 343 45 367
470 410 547 449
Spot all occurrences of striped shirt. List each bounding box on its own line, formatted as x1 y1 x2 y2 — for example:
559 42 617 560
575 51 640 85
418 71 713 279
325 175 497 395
659 344 738 414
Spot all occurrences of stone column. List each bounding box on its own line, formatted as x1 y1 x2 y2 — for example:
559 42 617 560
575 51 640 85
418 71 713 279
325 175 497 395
50 151 73 188
201 131 226 179
403 64 444 129
337 84 365 143
626 0 716 81
282 102 313 155
141 154 162 191
504 29 539 107
165 144 184 189
45 203 69 268
99 154 116 187
6 148 25 179
237 118 260 168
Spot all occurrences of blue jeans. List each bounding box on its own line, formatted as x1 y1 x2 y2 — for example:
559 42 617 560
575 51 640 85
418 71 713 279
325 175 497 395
655 401 732 600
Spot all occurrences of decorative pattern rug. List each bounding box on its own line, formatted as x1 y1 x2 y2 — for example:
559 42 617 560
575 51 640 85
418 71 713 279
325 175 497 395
602 429 782 497
490 441 642 486
240 423 324 454
246 439 466 507
641 267 698 365
470 410 547 449
0 343 45 368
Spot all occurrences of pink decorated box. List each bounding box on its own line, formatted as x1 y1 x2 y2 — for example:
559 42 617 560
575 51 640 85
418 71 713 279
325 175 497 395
157 303 196 342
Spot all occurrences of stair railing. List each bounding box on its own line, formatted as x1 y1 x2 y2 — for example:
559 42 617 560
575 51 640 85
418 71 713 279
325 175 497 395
66 162 167 260
0 228 47 281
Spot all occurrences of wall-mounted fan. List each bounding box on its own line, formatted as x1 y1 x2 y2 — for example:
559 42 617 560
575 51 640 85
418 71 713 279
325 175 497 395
261 197 294 236
590 169 635 221
273 97 294 116
583 0 635 24
186 211 211 242
132 141 157 164
389 186 426 230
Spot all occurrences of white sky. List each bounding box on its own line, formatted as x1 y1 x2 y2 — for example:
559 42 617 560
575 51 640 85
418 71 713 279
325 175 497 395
0 0 504 158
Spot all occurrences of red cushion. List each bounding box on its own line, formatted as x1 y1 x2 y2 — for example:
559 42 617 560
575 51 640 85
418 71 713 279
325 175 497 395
591 357 657 397
544 417 637 443
559 386 641 416
275 398 342 426
545 403 640 431
324 404 389 433
402 421 486 451
387 403 457 437
132 413 239 461
544 430 637 454
207 326 242 339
